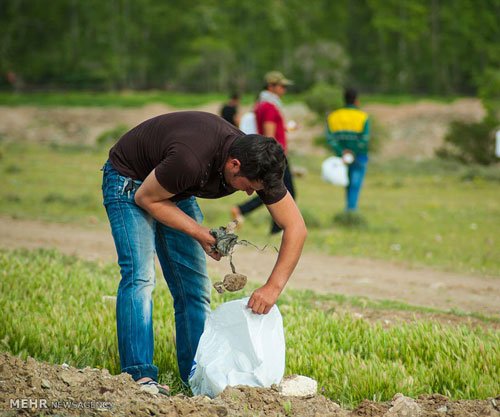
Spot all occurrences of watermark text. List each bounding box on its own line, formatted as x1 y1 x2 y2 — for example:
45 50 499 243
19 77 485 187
9 398 113 410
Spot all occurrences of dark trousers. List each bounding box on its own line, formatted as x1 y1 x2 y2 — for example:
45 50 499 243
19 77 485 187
238 159 296 234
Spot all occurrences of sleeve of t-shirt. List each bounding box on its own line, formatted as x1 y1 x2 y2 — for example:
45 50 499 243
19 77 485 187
256 184 287 205
154 144 202 195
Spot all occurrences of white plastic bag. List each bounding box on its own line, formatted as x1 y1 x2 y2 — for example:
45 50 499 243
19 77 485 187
189 297 285 398
239 112 257 134
321 156 349 186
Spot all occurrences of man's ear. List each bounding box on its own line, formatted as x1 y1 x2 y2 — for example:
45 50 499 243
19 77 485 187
228 158 241 170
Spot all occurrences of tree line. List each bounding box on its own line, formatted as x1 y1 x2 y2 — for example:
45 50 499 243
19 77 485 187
1 0 498 94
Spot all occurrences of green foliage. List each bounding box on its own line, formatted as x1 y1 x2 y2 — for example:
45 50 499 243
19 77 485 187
1 0 497 94
436 67 500 166
478 68 500 103
460 166 500 183
1 249 498 407
283 400 292 415
303 83 343 118
292 40 349 89
95 124 129 147
437 117 498 165
478 68 500 120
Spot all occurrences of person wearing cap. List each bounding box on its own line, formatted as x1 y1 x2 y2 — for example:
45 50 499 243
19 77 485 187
231 71 297 234
326 88 370 213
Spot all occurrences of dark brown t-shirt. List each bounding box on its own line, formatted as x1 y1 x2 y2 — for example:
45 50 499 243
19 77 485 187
109 111 286 204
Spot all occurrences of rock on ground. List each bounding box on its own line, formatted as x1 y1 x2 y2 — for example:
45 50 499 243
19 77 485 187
278 375 318 397
384 393 422 417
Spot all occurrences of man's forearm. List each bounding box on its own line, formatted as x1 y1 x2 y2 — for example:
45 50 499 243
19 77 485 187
137 198 220 260
133 169 220 260
266 221 306 293
140 199 203 240
247 192 306 314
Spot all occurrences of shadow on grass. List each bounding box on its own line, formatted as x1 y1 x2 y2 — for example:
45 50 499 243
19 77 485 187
333 211 368 229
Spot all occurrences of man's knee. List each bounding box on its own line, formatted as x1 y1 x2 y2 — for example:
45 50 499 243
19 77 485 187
119 264 156 289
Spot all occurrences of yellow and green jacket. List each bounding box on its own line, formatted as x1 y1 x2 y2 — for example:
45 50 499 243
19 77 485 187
326 105 370 158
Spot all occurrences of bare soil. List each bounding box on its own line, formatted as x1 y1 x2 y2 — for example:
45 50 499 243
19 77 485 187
1 352 498 417
0 216 499 321
363 99 485 160
284 98 486 159
0 101 222 147
0 98 485 160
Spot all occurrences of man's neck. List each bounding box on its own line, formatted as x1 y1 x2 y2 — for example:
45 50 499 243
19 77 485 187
259 90 282 108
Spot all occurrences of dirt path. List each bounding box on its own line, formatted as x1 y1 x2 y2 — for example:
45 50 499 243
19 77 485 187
1 216 498 317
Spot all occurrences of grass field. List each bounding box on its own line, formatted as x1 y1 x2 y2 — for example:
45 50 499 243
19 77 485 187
1 140 499 276
0 91 229 108
0 91 458 108
0 96 498 408
1 249 498 407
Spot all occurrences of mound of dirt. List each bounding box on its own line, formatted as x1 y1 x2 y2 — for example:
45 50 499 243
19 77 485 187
0 98 485 161
1 352 498 416
0 352 340 417
364 98 485 160
0 104 175 146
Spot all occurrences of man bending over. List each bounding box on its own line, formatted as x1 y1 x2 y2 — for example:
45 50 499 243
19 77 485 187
101 111 307 393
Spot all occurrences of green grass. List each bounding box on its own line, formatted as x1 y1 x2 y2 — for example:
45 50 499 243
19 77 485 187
0 141 499 276
289 289 499 324
1 249 498 407
0 91 461 108
0 91 264 108
0 142 107 223
0 91 228 108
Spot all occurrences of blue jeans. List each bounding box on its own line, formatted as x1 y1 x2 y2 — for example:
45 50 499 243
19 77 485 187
101 160 210 383
346 158 367 211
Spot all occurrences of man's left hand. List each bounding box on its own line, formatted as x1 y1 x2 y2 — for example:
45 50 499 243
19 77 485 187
247 284 281 315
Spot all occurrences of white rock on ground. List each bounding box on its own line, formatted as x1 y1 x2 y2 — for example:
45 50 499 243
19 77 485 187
278 375 318 397
383 393 422 417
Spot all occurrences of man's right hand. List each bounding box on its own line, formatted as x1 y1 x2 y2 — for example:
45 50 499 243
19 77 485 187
196 227 222 261
342 150 355 164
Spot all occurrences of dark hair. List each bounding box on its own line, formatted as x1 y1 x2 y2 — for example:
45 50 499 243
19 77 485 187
344 88 358 105
229 135 286 192
230 92 240 100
